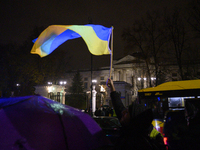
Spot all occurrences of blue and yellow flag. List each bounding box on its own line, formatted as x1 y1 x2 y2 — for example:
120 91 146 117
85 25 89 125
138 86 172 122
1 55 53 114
31 24 112 57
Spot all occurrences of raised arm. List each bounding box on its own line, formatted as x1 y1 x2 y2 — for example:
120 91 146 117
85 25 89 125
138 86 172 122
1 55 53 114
106 78 126 121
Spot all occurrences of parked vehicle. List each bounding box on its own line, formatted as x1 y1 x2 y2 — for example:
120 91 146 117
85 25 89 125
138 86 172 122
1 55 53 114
138 80 200 119
93 116 121 144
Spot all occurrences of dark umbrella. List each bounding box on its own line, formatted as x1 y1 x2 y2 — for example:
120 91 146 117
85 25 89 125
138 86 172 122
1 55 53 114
0 95 112 150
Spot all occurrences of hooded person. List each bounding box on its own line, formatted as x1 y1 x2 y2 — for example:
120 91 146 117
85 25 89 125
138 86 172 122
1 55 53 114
106 78 160 150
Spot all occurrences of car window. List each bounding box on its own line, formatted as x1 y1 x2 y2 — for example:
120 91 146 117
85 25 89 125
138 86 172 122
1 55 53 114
94 118 121 129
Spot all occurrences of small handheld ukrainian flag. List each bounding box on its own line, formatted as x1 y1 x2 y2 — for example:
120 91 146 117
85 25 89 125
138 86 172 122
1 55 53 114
31 24 113 57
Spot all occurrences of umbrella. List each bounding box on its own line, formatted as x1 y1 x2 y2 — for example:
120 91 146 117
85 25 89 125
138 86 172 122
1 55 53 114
0 95 112 150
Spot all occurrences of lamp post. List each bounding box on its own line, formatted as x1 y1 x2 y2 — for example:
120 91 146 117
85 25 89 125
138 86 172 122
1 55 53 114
92 80 97 116
90 54 93 116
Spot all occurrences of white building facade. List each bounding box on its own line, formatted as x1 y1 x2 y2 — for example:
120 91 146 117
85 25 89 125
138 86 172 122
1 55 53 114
35 54 190 109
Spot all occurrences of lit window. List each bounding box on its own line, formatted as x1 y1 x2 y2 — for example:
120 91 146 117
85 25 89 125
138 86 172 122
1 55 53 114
151 77 156 80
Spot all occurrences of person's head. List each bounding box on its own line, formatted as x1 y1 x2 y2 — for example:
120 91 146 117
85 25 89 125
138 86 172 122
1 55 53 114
120 102 153 130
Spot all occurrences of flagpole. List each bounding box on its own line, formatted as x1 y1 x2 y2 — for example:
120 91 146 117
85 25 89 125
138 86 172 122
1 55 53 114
88 17 93 116
110 26 114 79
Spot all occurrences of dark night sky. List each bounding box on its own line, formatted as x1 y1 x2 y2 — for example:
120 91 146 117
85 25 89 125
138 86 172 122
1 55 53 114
0 0 190 70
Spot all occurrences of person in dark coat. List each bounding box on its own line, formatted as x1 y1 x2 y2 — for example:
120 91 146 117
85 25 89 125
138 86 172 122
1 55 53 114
106 78 162 150
175 99 200 150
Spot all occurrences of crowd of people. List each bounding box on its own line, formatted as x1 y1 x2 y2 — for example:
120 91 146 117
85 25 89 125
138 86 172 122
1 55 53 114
104 78 166 150
94 106 115 117
84 78 166 149
84 106 115 117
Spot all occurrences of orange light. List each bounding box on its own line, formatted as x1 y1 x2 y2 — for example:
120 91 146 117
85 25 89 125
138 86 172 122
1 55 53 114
163 137 168 145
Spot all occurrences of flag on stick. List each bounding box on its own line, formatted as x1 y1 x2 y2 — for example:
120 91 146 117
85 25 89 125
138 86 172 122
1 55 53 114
31 24 112 57
110 26 114 79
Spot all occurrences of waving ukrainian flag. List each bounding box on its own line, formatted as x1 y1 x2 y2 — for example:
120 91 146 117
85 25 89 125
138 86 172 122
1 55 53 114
31 24 112 57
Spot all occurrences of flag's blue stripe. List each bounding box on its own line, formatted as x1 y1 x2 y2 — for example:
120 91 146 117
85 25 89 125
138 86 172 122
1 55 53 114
85 24 112 41
41 34 57 55
50 29 81 53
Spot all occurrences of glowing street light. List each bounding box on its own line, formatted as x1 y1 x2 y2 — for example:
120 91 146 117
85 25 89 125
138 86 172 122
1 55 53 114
92 79 97 83
99 85 106 92
59 81 67 85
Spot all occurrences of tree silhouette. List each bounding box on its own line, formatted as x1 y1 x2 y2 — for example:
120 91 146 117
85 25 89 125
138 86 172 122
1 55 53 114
69 71 84 94
122 11 167 87
0 26 71 97
66 71 86 109
164 8 190 80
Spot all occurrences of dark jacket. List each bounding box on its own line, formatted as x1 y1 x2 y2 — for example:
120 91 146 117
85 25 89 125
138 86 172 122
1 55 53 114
110 91 159 150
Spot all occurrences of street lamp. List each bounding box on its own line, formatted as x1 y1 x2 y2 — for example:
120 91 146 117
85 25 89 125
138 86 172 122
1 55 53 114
16 83 20 86
92 79 97 83
59 81 67 85
47 82 52 85
99 85 106 92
